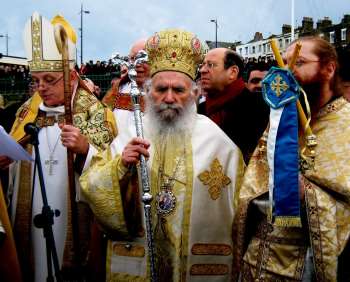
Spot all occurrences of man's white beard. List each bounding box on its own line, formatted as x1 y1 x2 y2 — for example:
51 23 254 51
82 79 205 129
144 95 197 142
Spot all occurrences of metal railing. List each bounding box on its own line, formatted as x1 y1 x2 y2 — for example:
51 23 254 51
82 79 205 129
83 73 115 95
0 77 30 105
0 74 115 106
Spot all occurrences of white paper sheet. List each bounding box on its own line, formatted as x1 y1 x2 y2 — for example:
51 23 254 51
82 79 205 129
0 125 33 161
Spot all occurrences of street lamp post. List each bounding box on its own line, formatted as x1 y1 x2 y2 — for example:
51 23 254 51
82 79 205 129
80 3 90 66
0 33 9 55
210 19 218 48
291 0 295 41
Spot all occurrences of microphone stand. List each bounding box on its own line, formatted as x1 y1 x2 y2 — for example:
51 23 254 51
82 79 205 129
26 124 63 282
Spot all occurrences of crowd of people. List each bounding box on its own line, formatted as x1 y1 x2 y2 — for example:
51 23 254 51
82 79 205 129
77 59 120 76
0 58 276 106
0 60 121 106
0 10 349 282
0 64 30 80
0 64 31 99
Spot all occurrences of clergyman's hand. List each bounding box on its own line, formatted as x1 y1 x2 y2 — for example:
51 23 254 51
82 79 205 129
122 137 150 167
0 156 13 170
59 124 89 155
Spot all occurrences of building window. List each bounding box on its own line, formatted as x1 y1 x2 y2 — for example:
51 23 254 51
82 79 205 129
329 31 335 44
341 28 346 41
285 38 290 45
279 38 283 48
267 43 271 52
252 46 256 54
263 44 266 53
239 48 242 54
258 45 262 52
245 47 248 55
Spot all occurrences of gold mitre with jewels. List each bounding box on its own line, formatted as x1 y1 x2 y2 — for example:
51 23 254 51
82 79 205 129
23 12 77 72
146 29 205 80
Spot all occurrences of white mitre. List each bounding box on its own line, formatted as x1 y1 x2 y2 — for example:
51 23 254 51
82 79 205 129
23 12 77 72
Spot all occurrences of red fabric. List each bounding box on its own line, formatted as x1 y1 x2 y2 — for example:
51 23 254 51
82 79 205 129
205 77 246 126
114 93 145 112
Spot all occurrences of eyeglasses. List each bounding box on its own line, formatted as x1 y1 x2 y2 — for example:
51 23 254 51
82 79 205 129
294 59 320 67
199 62 219 70
30 75 63 89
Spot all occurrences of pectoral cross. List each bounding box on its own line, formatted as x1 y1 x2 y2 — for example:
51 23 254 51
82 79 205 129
45 155 58 175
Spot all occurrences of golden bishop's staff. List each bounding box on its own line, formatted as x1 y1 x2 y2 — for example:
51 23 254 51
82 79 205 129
53 24 81 268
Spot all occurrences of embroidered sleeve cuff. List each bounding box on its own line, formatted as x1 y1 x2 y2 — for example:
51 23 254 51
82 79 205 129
117 160 132 179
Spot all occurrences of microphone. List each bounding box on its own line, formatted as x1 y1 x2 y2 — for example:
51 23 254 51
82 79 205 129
24 123 40 136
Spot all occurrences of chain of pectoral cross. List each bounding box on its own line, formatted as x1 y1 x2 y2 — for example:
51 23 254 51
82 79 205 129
44 127 61 175
155 141 187 191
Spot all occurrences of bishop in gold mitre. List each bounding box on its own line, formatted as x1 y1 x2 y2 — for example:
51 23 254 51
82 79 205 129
80 28 244 282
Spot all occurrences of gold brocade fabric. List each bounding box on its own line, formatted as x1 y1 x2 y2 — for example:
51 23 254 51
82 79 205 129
28 17 64 72
233 97 350 282
146 29 205 80
198 158 232 200
150 135 192 282
80 148 129 235
10 88 117 148
10 92 42 142
72 88 117 150
80 134 195 282
13 144 34 279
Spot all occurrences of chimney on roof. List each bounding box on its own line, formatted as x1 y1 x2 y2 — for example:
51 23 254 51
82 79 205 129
282 24 291 34
317 17 333 30
253 32 263 42
341 14 350 25
302 17 314 33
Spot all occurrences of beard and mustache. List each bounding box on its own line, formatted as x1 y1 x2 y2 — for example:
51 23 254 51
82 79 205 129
144 94 197 141
296 66 328 110
155 103 184 123
300 81 322 107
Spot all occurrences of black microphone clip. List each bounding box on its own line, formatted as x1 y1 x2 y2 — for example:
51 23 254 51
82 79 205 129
24 122 40 136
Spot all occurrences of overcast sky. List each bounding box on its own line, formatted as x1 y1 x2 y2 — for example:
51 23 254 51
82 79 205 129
0 0 349 63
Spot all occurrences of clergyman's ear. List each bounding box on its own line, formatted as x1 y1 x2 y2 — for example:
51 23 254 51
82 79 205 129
229 65 239 80
323 61 336 81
